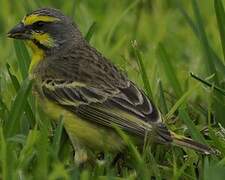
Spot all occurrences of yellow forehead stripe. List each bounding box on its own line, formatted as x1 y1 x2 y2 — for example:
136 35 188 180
22 14 60 25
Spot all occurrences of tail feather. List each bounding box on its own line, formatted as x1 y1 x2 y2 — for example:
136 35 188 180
170 132 218 155
154 123 218 155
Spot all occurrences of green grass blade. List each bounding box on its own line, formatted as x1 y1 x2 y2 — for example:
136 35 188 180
208 126 225 156
70 0 77 18
214 0 225 63
106 0 139 45
192 0 225 125
48 163 69 180
178 1 225 75
132 41 153 99
6 63 20 91
156 43 183 97
190 73 225 96
191 0 218 80
6 79 32 137
0 127 7 178
166 73 216 119
52 116 64 158
17 130 40 169
166 84 199 120
34 129 49 179
7 134 26 144
0 97 8 122
115 128 151 179
191 72 225 126
211 50 225 73
14 40 30 80
178 108 206 143
0 96 8 112
158 80 168 114
115 127 142 164
85 22 97 43
0 127 14 180
176 1 198 35
6 63 35 125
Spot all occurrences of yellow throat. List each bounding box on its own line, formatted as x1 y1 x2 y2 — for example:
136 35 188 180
27 41 45 73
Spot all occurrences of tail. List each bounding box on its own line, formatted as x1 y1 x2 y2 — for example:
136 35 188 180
154 123 218 155
170 132 218 155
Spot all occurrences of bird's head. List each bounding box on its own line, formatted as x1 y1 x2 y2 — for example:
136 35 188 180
7 8 83 54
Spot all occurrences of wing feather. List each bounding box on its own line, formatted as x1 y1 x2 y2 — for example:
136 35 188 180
41 79 163 136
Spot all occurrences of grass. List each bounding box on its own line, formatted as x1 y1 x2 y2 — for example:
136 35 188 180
1 0 225 179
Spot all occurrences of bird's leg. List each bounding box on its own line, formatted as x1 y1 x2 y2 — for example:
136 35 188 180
97 152 105 160
74 147 88 167
96 152 105 166
67 133 89 167
112 152 125 176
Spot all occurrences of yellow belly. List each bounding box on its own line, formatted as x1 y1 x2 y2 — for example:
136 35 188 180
41 98 125 152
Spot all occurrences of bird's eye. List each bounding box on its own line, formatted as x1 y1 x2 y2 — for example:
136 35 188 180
33 21 45 29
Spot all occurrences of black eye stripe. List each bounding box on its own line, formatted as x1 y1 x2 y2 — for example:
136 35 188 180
25 21 54 30
35 21 44 27
33 21 47 28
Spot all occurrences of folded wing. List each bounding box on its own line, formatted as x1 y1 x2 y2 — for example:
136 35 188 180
42 79 171 143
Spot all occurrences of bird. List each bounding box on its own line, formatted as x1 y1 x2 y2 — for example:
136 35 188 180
7 7 216 166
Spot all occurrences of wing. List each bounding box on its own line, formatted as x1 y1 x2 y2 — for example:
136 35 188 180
41 79 171 142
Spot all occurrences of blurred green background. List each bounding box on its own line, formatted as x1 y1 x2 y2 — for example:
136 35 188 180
1 0 225 179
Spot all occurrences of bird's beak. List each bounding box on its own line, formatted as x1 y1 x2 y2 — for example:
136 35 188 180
7 22 31 40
